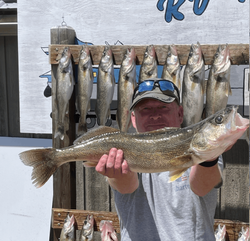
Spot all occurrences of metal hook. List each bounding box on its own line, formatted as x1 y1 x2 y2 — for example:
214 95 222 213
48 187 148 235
61 14 67 26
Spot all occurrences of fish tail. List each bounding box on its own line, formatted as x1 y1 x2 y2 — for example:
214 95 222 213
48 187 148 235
78 120 88 135
54 125 64 140
19 148 59 188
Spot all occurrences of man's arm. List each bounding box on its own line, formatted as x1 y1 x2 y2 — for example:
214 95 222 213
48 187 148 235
95 148 139 194
189 159 222 197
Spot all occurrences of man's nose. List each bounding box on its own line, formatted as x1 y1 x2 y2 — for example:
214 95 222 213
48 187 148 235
150 110 161 120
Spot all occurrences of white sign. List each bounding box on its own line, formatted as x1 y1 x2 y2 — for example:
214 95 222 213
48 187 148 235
18 0 249 134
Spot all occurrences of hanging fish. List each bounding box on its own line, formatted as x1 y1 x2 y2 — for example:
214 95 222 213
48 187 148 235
60 214 76 241
77 45 94 135
117 48 137 133
99 220 118 241
214 224 226 241
80 215 94 241
182 42 205 127
95 46 115 126
161 44 181 91
205 44 232 118
139 45 158 83
54 46 75 140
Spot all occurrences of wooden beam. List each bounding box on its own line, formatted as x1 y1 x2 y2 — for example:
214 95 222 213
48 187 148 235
52 208 120 233
49 44 249 66
52 208 249 240
214 219 249 241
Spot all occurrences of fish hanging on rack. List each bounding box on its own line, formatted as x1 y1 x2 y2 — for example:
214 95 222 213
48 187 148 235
77 45 94 135
95 45 115 126
80 215 94 241
60 214 76 241
99 220 118 241
139 45 158 83
214 224 226 241
161 44 181 91
205 44 232 118
54 46 75 140
117 47 137 133
182 42 205 127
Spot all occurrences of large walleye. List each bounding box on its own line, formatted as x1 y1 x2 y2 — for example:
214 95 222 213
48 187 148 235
117 48 137 133
161 44 181 90
205 44 232 118
20 106 248 187
95 46 115 126
54 47 75 140
139 45 158 83
182 42 205 127
77 45 94 135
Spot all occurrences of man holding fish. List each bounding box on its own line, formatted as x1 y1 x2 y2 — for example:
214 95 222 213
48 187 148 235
95 78 231 241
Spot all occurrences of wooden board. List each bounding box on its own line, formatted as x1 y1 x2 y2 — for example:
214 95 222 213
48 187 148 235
49 44 249 66
52 208 120 233
52 208 249 240
214 219 249 241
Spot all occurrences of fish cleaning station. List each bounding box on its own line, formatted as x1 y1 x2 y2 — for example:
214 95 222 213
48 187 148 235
45 25 249 240
1 1 249 241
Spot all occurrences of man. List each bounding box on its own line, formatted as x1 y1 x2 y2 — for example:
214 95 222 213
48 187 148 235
96 78 224 240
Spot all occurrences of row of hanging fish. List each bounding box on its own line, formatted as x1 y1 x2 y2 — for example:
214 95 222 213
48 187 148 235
54 42 231 139
59 214 118 241
214 224 250 241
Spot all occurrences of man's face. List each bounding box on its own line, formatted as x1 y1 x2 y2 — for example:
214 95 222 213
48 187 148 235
131 98 183 133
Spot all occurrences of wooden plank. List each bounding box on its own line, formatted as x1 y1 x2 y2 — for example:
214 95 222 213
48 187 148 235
49 44 249 66
52 208 120 233
214 219 249 241
52 208 250 239
50 25 76 241
218 140 249 222
0 37 8 136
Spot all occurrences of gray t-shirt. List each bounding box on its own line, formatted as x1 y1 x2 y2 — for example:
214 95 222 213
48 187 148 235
113 158 223 241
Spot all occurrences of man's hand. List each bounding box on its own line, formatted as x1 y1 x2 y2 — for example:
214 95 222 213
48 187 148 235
95 148 139 194
96 148 130 178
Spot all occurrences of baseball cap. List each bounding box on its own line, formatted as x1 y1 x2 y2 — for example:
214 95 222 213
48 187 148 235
130 78 180 110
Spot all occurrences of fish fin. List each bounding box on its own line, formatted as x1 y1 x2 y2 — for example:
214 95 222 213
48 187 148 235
83 161 97 167
145 127 179 134
169 167 189 182
19 148 59 188
226 83 232 97
74 126 119 144
54 125 64 140
87 101 91 112
77 121 87 136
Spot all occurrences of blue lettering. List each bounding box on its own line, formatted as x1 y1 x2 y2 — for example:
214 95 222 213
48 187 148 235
193 0 210 15
157 0 185 23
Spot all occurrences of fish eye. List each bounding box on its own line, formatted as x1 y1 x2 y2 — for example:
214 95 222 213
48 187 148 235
215 115 223 124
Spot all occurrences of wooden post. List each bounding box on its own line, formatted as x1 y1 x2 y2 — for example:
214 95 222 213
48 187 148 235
50 24 76 241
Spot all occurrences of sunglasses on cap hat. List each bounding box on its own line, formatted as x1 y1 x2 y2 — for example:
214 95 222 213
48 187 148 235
132 79 180 103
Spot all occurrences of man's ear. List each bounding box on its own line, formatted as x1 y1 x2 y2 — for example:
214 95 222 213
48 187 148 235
131 111 137 129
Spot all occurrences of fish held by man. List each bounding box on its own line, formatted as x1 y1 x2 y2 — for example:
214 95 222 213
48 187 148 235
77 45 94 135
54 46 75 140
60 214 76 241
205 44 232 118
161 44 181 90
19 106 249 188
80 215 94 241
116 48 137 133
182 42 205 127
139 45 158 83
95 45 115 126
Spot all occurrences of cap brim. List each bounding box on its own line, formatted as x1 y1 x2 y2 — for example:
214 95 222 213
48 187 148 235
130 87 177 110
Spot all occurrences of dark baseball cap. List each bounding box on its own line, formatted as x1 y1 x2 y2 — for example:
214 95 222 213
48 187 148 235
130 78 180 110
